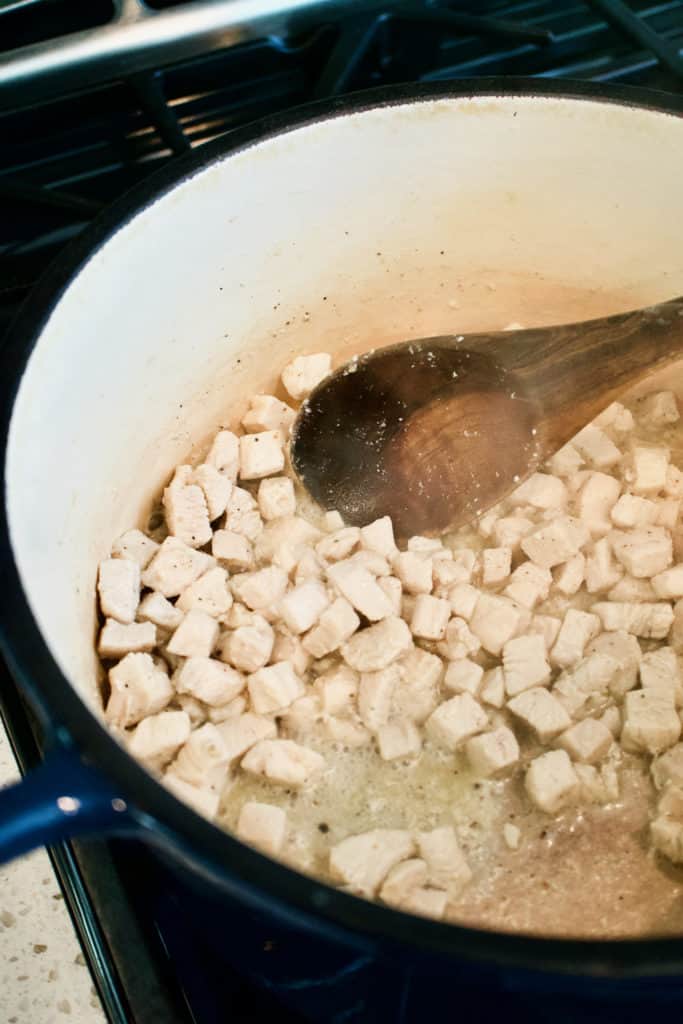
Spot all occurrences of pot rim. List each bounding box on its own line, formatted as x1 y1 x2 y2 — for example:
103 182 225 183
2 77 683 976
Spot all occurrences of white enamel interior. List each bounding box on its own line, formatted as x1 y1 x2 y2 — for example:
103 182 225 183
6 94 683 710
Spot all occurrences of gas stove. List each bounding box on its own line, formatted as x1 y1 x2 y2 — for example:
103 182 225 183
1 2 683 1022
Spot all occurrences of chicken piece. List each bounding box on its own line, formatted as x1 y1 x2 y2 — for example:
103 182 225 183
138 591 184 631
162 774 220 820
446 583 479 621
510 472 567 510
327 560 394 621
171 722 230 792
247 661 305 714
553 553 586 597
341 616 412 672
393 551 433 595
99 620 156 659
360 516 397 559
574 761 620 805
231 566 289 613
503 634 551 697
111 529 159 569
401 888 449 920
128 710 191 768
237 801 288 857
410 594 451 640
239 431 285 481
98 558 140 624
142 537 215 598
469 593 522 656
465 726 519 777
211 530 253 571
163 470 212 549
556 718 613 764
358 666 399 731
576 472 620 536
607 576 656 602
437 617 481 662
106 653 172 728
270 628 310 676
525 749 579 813
610 494 658 529
255 516 321 565
640 647 682 706
329 830 415 898
220 614 274 672
504 563 551 610
529 615 562 651
482 547 512 587
392 649 443 724
651 743 683 791
652 564 683 599
550 609 600 670
665 465 683 498
257 477 296 521
347 549 391 576
480 667 505 709
315 665 358 715
586 631 641 694
241 738 325 787
167 609 219 658
316 527 361 562
425 693 488 751
281 353 332 401
217 712 277 761
209 696 247 723
584 537 623 593
205 429 240 480
507 687 571 742
572 425 621 469
444 658 484 696
176 656 244 706
377 576 402 617
552 653 617 718
655 498 680 529
521 516 589 570
435 550 475 588
192 464 232 521
416 826 472 896
175 694 208 726
379 859 429 907
640 390 679 427
629 445 669 495
177 567 233 618
302 598 359 659
224 486 263 540
242 394 296 436
594 401 634 433
621 690 681 754
592 601 673 639
279 578 330 634
609 527 672 578
492 516 535 551
550 443 584 477
377 721 423 761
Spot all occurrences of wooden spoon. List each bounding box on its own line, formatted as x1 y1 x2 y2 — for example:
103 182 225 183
290 296 683 537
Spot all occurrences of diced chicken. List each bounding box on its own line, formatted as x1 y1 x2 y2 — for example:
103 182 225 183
507 687 571 742
640 647 682 706
550 443 584 477
607 576 656 602
503 634 551 697
177 567 233 618
247 661 305 714
176 694 208 726
436 550 476 588
379 859 428 907
557 718 613 763
293 546 324 584
609 527 672 578
504 563 552 609
176 656 244 706
416 826 472 896
315 665 358 715
111 529 159 569
592 601 673 639
257 477 296 521
594 401 634 433
629 445 670 495
224 486 263 540
303 598 360 658
511 472 567 510
171 722 230 792
255 516 321 565
322 714 372 748
347 549 391 576
410 594 451 640
551 609 600 669
469 593 522 656
482 547 512 587
446 583 479 621
237 801 288 856
437 617 481 660
327 560 394 621
242 738 325 787
217 712 277 761
584 537 623 593
401 887 449 920
553 553 586 597
192 464 232 521
242 394 296 436
106 653 172 727
209 696 247 723
642 390 681 426
128 710 191 768
393 551 433 595
392 649 442 724
577 472 621 536
231 566 289 613
239 430 285 480
358 666 399 731
574 761 620 805
360 516 398 559
465 726 519 777
212 530 253 571
162 774 220 820
329 829 415 897
281 353 332 401
99 620 156 659
341 616 412 672
220 614 274 672
138 591 184 631
425 693 488 751
651 743 683 791
521 517 589 569
572 425 621 469
651 813 683 864
525 749 579 813
492 516 535 551
279 578 330 634
167 609 219 658
316 527 361 562
610 494 658 529
271 628 311 676
163 471 212 549
652 564 683 599
377 720 423 761
599 705 622 738
552 652 617 717
142 537 215 598
666 465 683 498
621 690 681 754
444 658 484 696
586 630 642 694
480 667 505 708
205 430 240 480
377 576 402 616
98 558 140 624
655 498 680 529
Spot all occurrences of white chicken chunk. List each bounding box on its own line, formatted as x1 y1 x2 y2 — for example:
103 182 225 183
469 593 522 656
257 477 296 521
503 634 551 697
177 567 233 618
521 517 589 569
176 656 244 706
280 578 330 633
167 609 219 658
557 718 613 763
142 537 215 598
192 464 233 521
281 353 332 401
425 693 488 751
507 687 571 742
358 666 399 731
480 667 505 708
242 394 296 436
641 391 680 426
609 527 672 578
607 576 656 602
329 830 415 897
410 594 451 640
231 566 289 613
138 591 184 631
392 649 443 724
99 620 156 659
525 749 579 814
171 722 231 792
315 665 358 715
224 486 262 540
217 712 277 761
577 472 621 536
106 653 172 728
482 547 512 586
237 802 288 856
212 530 253 571
444 658 484 696
220 615 274 672
163 470 212 549
553 553 586 597
465 726 519 777
111 529 159 569
205 429 240 480
584 537 623 593
379 859 429 907
241 739 325 787
492 516 535 551
592 601 673 639
446 583 479 621
437 617 481 661
98 558 140 624
549 443 583 477
327 560 393 621
504 563 552 609
393 551 433 595
239 430 285 480
651 564 683 599
128 710 191 768
377 576 402 616
572 425 621 469
586 630 641 694
610 494 658 529
550 609 600 669
629 445 669 495
640 647 682 706
621 690 681 755
651 743 683 791
247 661 305 714
416 827 472 896
377 721 423 761
162 774 220 820
360 516 397 559
510 472 567 510
303 598 360 659
341 616 412 672
316 527 361 562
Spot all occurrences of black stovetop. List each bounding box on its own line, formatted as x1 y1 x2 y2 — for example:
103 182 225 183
2 2 683 1022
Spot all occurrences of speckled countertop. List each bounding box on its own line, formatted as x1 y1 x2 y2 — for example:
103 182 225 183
0 724 106 1024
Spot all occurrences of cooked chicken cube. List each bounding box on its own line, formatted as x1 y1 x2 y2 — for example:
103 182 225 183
377 576 402 616
437 616 481 661
302 598 360 659
171 722 230 792
447 583 480 621
666 465 683 498
329 829 415 897
594 401 634 433
610 494 658 529
465 726 519 777
256 476 296 521
237 801 288 856
176 656 244 706
393 551 433 594
328 560 394 621
525 749 579 813
577 472 620 536
239 430 285 480
241 738 325 787
360 516 398 559
652 564 683 599
607 575 656 602
655 498 680 529
480 667 506 708
425 693 488 751
111 529 159 569
177 567 233 619
316 527 361 562
507 687 571 742
167 609 219 658
138 591 184 631
205 430 240 480
416 826 472 896
586 630 642 693
281 352 332 400
209 696 247 723
573 761 620 805
315 665 358 715
220 614 274 672
358 666 399 731
592 601 673 639
572 425 621 469
482 547 512 586
163 472 212 549
379 859 429 907
99 620 156 659
651 814 683 864
128 710 191 768
557 718 613 763
377 721 423 761
529 615 562 651
444 658 484 696
550 609 600 669
640 391 680 427
621 690 681 754
511 472 567 510
630 445 669 495
106 653 172 727
192 464 232 521
242 394 296 435
231 566 289 613
142 537 215 597
402 887 449 920
278 578 328 634
392 649 443 723
217 712 277 761
492 516 535 551
436 550 476 587
247 661 305 714
469 593 522 656
162 774 220 820
521 516 589 569
609 527 672 577
504 563 552 609
212 530 253 571
341 616 412 672
410 594 451 640
503 634 551 697
640 647 682 706
584 537 623 593
553 553 586 596
98 558 140 624
550 443 584 477
651 743 683 791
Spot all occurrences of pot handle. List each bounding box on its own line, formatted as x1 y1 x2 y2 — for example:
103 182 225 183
0 745 135 864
